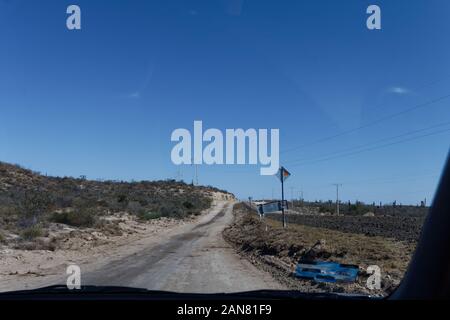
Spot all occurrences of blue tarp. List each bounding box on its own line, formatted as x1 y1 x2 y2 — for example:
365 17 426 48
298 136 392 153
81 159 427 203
295 261 359 283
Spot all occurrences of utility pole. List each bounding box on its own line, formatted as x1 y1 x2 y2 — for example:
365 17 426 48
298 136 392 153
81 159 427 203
333 184 342 215
194 164 198 186
176 168 183 181
281 169 286 228
191 157 199 186
290 186 295 208
299 190 304 206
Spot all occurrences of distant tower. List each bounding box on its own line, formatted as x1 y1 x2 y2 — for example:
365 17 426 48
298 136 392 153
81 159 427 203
191 157 199 186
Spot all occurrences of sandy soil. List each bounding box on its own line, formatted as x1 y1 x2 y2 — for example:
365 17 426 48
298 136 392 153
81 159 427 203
0 211 200 292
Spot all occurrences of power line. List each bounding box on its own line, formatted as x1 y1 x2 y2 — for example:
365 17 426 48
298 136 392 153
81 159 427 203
281 92 450 154
288 127 450 168
295 171 440 195
284 121 450 165
290 127 450 167
336 173 439 187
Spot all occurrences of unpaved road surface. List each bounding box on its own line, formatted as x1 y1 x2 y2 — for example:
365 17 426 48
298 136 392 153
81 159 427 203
82 201 284 292
0 201 284 293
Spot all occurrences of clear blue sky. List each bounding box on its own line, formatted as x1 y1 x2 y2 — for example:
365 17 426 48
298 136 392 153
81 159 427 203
1 0 449 204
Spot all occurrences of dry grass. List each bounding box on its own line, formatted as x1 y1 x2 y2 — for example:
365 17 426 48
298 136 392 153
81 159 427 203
224 203 417 295
265 217 415 276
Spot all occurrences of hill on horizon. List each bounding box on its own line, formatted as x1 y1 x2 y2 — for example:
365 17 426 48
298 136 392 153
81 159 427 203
0 161 234 247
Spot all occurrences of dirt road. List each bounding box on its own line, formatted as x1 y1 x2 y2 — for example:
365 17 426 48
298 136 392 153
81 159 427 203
81 201 283 292
0 201 284 293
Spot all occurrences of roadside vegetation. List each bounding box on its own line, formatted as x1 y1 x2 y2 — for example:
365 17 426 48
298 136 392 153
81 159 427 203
289 199 428 217
0 161 232 249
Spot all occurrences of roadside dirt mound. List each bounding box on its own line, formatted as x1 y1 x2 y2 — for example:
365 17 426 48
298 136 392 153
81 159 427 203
224 203 416 296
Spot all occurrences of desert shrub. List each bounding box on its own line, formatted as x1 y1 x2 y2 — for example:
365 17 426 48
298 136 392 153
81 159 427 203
17 189 53 227
138 199 149 206
159 204 183 218
117 194 128 204
346 203 367 216
319 205 335 214
0 206 20 221
138 211 163 220
54 196 74 208
50 209 97 228
96 199 109 207
21 225 43 240
127 201 144 215
183 201 194 209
